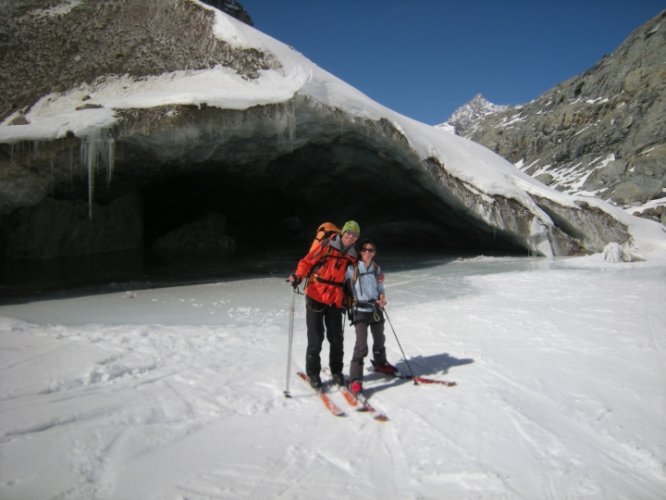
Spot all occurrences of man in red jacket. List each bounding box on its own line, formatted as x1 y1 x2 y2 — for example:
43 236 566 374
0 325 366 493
289 220 360 389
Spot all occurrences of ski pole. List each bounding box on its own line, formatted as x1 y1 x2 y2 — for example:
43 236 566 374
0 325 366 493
382 306 418 385
284 287 296 398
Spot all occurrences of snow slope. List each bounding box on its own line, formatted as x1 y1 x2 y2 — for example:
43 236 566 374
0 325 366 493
1 255 665 499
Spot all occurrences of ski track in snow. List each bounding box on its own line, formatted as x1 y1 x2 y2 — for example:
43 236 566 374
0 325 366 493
1 259 665 499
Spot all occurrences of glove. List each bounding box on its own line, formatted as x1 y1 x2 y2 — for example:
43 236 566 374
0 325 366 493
289 274 302 289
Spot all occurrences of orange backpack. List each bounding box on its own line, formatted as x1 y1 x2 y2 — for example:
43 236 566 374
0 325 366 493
308 222 340 252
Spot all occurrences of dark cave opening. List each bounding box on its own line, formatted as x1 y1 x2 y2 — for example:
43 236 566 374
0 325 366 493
139 141 525 255
0 124 528 302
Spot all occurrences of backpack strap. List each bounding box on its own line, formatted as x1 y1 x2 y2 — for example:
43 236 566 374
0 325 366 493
310 239 332 275
358 261 380 278
310 234 354 274
350 261 360 286
305 238 350 289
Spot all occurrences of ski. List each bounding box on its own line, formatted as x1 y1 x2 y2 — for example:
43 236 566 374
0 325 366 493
373 369 457 387
339 385 389 422
405 374 457 386
296 371 346 417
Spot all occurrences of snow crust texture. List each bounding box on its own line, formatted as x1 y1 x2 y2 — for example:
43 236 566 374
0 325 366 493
1 256 665 499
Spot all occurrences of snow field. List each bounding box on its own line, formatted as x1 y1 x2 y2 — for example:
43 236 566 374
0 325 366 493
1 257 665 499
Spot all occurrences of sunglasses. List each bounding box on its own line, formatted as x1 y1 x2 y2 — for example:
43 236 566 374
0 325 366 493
360 247 375 253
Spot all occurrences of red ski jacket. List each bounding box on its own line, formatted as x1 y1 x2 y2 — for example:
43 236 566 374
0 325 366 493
295 235 358 308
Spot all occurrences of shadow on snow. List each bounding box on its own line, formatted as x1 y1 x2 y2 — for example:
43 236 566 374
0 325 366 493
364 352 474 395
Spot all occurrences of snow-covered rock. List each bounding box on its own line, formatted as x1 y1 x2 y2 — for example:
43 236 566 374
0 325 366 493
437 93 510 135
1 0 665 264
441 11 666 211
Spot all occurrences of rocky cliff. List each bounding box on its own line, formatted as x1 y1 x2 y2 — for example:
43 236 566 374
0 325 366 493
444 11 665 223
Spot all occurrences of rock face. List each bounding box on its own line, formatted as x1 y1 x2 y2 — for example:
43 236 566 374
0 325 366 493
0 0 655 269
152 212 235 256
3 193 143 260
0 0 272 123
446 11 666 209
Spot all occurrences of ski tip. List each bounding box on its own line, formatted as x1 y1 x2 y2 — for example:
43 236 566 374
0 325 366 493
374 414 390 422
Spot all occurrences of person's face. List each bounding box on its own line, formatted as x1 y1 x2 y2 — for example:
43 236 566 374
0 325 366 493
341 231 359 247
360 244 376 259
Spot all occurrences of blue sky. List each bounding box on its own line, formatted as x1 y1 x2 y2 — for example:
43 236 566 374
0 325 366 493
240 0 664 125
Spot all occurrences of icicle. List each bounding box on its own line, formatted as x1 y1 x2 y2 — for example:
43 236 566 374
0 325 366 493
88 148 95 221
68 146 74 191
337 111 345 142
79 129 116 219
106 136 115 185
50 157 55 197
80 133 98 220
286 101 295 150
97 131 115 185
275 101 296 152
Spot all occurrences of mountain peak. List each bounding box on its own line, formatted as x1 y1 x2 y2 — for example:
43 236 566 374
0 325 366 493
438 94 510 135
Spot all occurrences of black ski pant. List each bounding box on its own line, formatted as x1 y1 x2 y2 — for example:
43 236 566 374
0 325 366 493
349 311 386 382
305 297 344 379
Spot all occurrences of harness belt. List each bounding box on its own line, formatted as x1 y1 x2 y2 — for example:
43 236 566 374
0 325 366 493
350 300 383 324
312 274 345 288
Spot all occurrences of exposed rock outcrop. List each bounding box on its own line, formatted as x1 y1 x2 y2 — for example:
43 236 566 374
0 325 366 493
445 11 666 209
0 0 274 122
153 212 235 256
